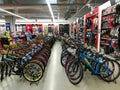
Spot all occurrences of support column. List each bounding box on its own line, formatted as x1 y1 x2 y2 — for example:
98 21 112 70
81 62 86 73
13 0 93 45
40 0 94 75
4 0 16 34
5 16 16 34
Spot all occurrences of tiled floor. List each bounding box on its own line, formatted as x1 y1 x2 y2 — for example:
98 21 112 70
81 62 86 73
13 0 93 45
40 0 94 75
0 41 120 90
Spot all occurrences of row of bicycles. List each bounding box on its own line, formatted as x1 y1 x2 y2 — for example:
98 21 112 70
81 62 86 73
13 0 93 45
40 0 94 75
61 38 120 85
0 36 55 84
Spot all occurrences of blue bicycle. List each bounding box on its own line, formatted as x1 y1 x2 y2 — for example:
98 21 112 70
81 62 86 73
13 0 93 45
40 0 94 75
63 43 120 85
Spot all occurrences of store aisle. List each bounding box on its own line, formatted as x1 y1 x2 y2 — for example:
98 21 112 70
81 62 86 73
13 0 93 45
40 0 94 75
0 41 120 90
42 41 120 90
42 41 78 90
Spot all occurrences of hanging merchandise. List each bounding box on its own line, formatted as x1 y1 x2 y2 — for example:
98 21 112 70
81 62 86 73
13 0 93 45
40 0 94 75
37 24 43 34
86 29 92 39
77 17 84 43
111 39 117 48
38 26 42 33
93 16 98 33
93 16 98 28
26 24 32 33
86 18 92 29
6 23 11 31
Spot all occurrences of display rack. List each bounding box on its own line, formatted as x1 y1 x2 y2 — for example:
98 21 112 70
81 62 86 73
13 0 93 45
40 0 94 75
100 4 120 54
84 7 100 51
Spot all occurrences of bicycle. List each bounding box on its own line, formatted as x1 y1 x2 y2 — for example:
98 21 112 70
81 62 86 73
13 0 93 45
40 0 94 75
61 39 120 85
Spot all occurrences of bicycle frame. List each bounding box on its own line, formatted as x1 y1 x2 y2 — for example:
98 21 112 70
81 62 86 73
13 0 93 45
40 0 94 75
79 51 112 75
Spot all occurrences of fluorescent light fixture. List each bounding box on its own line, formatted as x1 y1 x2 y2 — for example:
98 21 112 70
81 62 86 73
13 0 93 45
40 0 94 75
46 0 55 22
0 8 31 22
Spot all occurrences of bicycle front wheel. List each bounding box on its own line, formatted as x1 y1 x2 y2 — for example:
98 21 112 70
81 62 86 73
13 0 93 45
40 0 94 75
23 62 43 82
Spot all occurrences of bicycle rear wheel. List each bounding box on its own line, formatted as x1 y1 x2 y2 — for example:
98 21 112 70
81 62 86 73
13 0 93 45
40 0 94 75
99 60 120 82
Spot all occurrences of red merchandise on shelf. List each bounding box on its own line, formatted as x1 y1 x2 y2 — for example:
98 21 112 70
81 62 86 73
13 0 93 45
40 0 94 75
0 42 2 50
26 24 32 33
37 24 43 31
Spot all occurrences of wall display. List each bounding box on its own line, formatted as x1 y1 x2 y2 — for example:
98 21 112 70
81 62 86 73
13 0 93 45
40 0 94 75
37 24 43 33
100 4 120 55
26 24 43 34
26 24 32 33
84 7 100 50
59 24 69 35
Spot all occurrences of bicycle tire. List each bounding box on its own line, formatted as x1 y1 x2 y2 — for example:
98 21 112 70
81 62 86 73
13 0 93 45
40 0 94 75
65 59 83 85
66 59 79 77
30 60 45 71
61 53 69 67
99 60 120 82
23 62 43 82
68 61 81 79
33 55 47 66
61 50 68 57
40 53 49 61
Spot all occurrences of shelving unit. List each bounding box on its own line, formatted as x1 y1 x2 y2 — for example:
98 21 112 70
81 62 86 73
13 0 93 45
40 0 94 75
100 4 120 54
84 7 100 51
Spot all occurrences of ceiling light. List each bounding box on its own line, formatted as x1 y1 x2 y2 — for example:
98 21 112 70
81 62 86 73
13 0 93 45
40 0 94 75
46 0 55 22
0 8 31 22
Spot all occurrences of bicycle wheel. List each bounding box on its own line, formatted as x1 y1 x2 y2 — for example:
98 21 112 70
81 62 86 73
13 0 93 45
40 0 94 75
23 62 43 82
66 60 83 85
68 60 81 79
33 55 47 66
99 60 120 82
66 59 79 78
61 53 69 67
30 60 45 71
40 53 49 61
65 56 83 85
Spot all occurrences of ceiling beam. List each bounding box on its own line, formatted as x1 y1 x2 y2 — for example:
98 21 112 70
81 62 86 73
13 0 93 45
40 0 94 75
0 5 48 9
0 12 58 17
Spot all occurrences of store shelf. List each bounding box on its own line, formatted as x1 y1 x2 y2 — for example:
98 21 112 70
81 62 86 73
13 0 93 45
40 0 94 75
101 37 112 41
102 12 116 17
100 43 109 46
101 28 111 30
